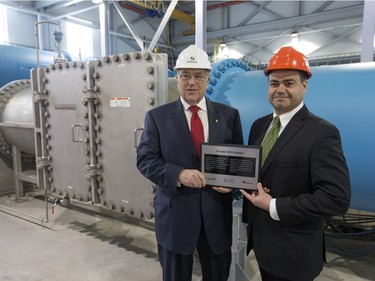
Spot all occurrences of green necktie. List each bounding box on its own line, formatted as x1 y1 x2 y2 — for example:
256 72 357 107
261 116 280 166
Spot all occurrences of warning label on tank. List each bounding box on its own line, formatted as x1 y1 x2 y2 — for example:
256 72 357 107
110 97 131 108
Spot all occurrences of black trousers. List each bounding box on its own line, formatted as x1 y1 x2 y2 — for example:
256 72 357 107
260 267 292 281
260 267 313 281
158 228 231 281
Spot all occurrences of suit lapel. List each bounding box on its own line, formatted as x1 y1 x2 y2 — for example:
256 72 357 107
170 100 195 151
262 106 308 171
256 115 273 146
206 100 220 143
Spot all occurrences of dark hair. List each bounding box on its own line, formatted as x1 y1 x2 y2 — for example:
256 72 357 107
267 70 308 82
298 71 308 82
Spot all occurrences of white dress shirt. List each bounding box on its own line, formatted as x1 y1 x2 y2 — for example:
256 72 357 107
180 97 209 142
268 102 304 221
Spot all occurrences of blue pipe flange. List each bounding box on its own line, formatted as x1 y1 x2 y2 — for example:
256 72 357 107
206 58 252 102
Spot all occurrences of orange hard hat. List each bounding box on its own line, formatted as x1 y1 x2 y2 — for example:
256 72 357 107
264 46 312 79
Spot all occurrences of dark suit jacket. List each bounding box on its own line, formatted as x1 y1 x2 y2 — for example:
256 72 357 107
242 105 351 280
137 99 243 255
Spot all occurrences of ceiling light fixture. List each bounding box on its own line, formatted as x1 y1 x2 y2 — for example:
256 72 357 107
290 31 298 38
290 31 299 49
218 36 230 60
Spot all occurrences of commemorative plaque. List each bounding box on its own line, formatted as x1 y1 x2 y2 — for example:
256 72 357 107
201 143 261 190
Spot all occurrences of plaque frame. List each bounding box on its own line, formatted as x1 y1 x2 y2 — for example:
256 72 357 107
200 143 261 190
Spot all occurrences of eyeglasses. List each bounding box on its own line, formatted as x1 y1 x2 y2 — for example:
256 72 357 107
178 73 208 83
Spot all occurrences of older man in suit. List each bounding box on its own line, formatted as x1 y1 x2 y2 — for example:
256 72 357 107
137 45 243 281
241 46 351 281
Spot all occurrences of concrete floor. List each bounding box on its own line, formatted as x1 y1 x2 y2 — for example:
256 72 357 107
0 192 374 281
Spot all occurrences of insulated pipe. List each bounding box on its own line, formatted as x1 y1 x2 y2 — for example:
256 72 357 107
0 80 34 157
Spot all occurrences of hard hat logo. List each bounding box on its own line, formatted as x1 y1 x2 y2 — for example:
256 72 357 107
187 56 198 64
264 46 312 79
174 45 212 70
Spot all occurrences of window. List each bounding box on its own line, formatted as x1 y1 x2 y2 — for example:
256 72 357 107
0 4 9 43
66 22 93 58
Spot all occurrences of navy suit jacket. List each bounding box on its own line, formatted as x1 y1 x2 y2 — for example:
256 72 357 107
137 99 243 255
242 105 351 280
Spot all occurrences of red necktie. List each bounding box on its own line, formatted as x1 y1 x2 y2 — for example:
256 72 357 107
189 105 204 157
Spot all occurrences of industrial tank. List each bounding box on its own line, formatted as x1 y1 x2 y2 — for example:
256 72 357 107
30 52 168 218
206 60 375 212
0 80 34 155
0 80 35 194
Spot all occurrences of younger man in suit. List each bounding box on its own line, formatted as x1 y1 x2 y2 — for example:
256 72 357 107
241 46 351 281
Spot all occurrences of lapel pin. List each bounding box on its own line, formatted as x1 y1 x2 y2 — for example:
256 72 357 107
215 119 218 123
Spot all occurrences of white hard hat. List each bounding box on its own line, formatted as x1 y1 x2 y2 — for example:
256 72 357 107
174 45 212 70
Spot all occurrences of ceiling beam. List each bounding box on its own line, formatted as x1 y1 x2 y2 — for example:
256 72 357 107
50 5 99 21
35 0 86 11
309 26 362 56
127 0 195 25
112 1 144 50
32 1 62 10
243 28 294 57
171 5 364 47
244 1 283 18
313 1 334 13
238 1 271 27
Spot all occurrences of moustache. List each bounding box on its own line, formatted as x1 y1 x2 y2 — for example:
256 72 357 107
273 93 291 98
